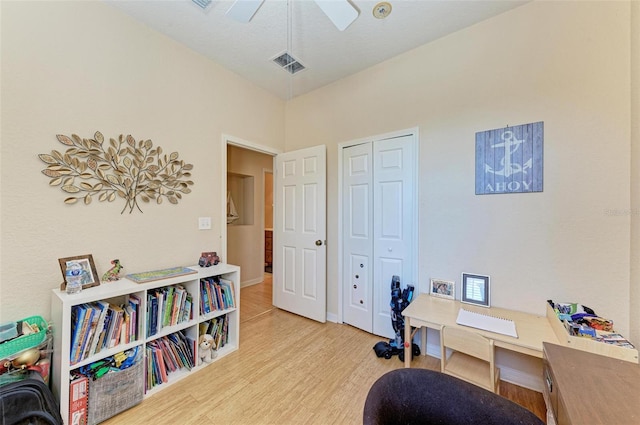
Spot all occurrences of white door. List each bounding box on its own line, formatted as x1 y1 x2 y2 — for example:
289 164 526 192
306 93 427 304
372 135 416 337
342 143 373 332
273 145 327 323
342 135 416 338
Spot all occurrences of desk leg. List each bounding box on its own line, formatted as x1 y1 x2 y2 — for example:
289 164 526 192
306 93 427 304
404 320 411 368
420 327 426 356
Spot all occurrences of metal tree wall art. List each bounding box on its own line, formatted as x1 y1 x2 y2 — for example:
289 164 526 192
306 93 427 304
39 131 194 214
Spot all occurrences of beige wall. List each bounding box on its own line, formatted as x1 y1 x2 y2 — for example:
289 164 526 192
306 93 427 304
265 172 273 230
226 145 273 286
1 0 637 352
285 1 636 339
630 0 640 347
0 1 284 322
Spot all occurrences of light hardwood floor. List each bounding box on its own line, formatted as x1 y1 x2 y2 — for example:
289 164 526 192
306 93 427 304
104 274 546 424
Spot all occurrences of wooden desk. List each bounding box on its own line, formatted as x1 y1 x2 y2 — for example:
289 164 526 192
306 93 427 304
402 294 560 367
543 342 640 425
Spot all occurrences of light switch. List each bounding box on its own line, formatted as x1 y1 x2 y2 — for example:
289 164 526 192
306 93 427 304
198 217 211 230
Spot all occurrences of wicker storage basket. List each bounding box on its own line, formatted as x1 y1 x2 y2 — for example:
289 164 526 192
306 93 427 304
0 316 48 359
87 358 143 424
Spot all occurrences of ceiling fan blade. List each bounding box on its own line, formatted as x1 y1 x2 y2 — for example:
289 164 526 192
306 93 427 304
225 0 265 23
313 0 359 31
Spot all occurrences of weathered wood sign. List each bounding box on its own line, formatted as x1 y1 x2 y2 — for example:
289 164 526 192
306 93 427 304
475 122 543 195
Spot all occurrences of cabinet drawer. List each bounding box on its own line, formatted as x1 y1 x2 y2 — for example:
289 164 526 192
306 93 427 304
543 360 557 423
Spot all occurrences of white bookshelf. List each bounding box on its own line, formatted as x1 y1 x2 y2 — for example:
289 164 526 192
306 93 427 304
50 263 240 424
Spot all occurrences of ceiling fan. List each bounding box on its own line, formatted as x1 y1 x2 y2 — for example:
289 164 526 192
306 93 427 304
226 0 360 31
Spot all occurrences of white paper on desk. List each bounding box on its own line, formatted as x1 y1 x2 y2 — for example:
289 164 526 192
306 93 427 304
456 308 518 338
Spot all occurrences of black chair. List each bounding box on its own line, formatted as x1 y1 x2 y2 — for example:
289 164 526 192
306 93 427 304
363 368 544 425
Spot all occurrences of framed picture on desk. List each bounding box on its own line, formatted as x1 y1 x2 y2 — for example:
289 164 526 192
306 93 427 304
461 273 490 307
430 278 455 300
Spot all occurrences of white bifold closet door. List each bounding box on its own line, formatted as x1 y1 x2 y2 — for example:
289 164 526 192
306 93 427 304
342 134 416 338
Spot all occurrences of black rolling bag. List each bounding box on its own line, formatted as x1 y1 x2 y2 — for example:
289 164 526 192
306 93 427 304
0 371 63 425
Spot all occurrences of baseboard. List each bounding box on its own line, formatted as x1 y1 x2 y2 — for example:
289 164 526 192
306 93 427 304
326 312 338 323
240 277 263 288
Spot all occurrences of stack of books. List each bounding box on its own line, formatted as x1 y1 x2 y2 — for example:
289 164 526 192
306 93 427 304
200 277 236 315
69 295 141 364
596 333 636 349
145 331 194 390
199 315 230 351
146 285 193 337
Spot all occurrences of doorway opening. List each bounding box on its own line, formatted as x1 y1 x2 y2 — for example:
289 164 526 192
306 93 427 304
264 170 273 273
225 139 277 289
223 136 278 325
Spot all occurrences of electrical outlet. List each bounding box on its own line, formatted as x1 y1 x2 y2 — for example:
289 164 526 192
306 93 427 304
198 217 211 230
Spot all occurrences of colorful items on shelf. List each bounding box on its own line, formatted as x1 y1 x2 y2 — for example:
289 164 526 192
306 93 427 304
548 300 634 349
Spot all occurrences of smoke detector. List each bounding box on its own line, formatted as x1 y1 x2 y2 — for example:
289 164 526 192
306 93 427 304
372 2 392 19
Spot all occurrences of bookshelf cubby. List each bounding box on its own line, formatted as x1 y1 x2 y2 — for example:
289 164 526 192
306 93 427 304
51 263 240 424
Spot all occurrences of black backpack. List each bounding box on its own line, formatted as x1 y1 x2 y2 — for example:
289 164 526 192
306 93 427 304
0 371 63 425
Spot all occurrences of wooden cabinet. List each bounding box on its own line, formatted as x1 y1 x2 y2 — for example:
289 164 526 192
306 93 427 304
543 342 640 425
51 263 240 424
265 229 272 271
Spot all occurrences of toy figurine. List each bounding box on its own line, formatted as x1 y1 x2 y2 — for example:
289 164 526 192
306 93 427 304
198 252 220 267
102 259 123 282
198 334 217 365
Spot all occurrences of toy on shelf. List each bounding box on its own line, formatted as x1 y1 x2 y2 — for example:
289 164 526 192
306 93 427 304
198 334 216 365
199 252 220 268
102 259 123 282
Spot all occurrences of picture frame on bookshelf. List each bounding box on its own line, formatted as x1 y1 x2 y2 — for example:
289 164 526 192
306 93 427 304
461 273 490 307
59 254 100 291
429 278 455 300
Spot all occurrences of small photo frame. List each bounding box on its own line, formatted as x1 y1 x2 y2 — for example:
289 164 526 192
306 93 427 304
59 254 100 291
429 278 455 300
461 273 490 307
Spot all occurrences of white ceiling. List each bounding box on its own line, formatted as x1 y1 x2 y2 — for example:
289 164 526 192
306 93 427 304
107 0 528 100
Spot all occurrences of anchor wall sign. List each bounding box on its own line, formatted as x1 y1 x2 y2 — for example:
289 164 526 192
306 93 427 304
475 121 543 195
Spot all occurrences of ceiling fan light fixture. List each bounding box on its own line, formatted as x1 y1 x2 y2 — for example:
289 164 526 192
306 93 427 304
372 2 392 19
226 0 265 23
314 0 359 31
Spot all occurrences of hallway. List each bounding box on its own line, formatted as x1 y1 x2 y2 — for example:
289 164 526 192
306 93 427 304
239 273 273 323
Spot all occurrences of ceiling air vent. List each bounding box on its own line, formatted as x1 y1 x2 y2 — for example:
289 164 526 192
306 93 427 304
272 52 306 75
192 0 213 11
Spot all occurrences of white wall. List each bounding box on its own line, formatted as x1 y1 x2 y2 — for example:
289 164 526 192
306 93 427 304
0 1 285 322
285 1 635 340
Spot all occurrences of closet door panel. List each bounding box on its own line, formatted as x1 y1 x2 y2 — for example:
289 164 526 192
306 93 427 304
342 143 374 332
373 136 415 338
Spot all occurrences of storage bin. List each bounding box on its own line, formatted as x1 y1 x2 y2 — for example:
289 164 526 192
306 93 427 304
546 302 638 363
0 316 48 359
0 333 53 387
87 358 143 424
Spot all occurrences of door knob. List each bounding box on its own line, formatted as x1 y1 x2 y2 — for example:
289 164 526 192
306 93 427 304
315 240 323 246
